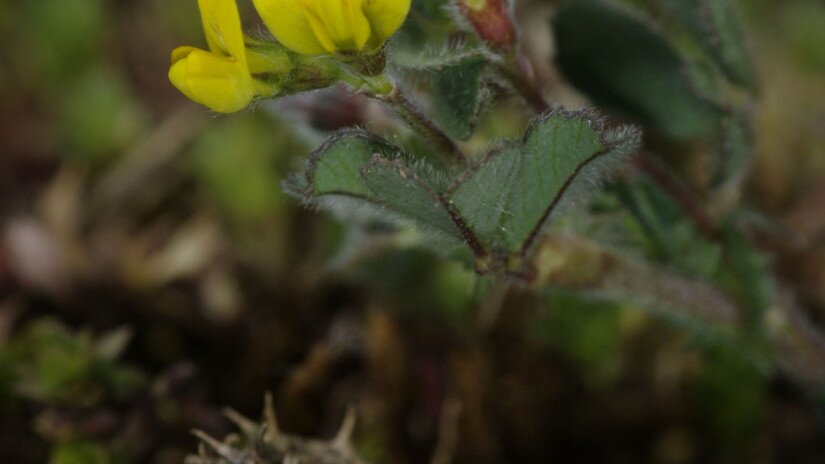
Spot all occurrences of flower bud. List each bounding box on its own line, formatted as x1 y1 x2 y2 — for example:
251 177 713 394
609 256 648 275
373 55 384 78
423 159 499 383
457 0 516 50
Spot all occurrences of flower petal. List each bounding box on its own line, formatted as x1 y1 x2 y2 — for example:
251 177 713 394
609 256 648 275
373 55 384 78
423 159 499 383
253 0 329 55
311 0 371 51
362 0 411 47
169 48 257 113
198 0 247 63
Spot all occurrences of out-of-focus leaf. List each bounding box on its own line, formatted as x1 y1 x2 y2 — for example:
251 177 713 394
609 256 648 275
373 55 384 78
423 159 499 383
534 290 623 368
51 441 110 464
615 176 722 278
192 115 288 223
390 39 485 71
391 41 490 140
389 0 454 54
414 0 451 19
348 248 474 323
13 321 95 404
5 319 145 406
659 0 755 89
19 0 106 83
106 367 146 401
450 109 641 252
711 108 753 189
553 0 725 139
61 66 148 165
94 327 132 361
783 0 825 73
390 4 490 140
722 221 772 328
431 55 488 140
431 260 476 323
694 346 767 452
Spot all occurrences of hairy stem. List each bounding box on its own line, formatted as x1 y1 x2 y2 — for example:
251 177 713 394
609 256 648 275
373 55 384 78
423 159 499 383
493 57 548 113
377 87 466 165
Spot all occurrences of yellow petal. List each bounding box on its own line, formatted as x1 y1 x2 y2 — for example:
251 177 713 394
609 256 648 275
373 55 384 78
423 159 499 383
170 47 201 103
172 46 201 68
348 0 372 50
309 0 371 51
169 48 257 113
198 0 247 63
300 2 339 53
362 0 411 48
253 0 329 55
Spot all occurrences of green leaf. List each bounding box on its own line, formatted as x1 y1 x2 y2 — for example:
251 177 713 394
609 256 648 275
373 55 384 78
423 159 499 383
430 55 488 140
694 346 767 451
19 0 106 84
360 157 463 241
192 115 288 223
51 441 111 464
534 289 622 368
288 129 466 243
5 318 145 406
391 46 490 140
722 220 772 328
659 0 755 89
615 176 722 278
61 65 148 165
390 39 487 71
389 0 475 70
711 108 753 189
449 109 641 252
783 1 825 73
553 0 725 139
390 29 490 141
292 129 400 200
290 111 640 273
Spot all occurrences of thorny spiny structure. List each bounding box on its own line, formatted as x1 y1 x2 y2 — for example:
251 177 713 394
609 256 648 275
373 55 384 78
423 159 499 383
186 394 367 464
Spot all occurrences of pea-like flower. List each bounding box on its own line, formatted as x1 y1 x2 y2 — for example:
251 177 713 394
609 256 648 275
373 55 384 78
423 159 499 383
252 0 411 55
169 0 269 112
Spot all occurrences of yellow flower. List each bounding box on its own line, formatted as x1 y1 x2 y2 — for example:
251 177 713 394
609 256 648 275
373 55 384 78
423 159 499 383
252 0 411 55
169 0 264 113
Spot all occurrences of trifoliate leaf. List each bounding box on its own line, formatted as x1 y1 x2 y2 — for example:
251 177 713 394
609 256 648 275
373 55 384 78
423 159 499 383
360 157 463 240
288 109 641 275
449 108 641 253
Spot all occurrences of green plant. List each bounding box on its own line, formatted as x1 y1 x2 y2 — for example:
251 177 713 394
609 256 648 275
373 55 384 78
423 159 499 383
165 0 825 461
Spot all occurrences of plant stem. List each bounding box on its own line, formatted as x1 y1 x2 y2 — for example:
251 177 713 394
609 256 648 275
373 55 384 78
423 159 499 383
633 154 720 239
377 87 466 165
493 59 548 113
